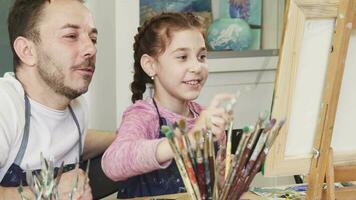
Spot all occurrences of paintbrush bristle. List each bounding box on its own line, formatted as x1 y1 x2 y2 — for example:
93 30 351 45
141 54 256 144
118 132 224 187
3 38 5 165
242 126 250 133
264 118 277 132
161 125 173 139
172 122 179 130
178 119 186 131
259 111 269 121
278 118 286 127
265 118 286 148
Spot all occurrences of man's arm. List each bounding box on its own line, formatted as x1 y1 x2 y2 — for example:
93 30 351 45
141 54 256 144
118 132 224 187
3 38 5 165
83 129 116 160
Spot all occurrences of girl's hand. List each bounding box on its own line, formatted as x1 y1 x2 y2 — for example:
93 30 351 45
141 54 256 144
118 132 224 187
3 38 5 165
190 93 235 142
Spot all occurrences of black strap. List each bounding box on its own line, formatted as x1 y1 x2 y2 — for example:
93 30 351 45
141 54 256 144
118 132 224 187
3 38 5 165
152 98 166 127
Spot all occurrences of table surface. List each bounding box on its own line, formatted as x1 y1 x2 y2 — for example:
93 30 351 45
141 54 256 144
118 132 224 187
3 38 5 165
102 191 265 200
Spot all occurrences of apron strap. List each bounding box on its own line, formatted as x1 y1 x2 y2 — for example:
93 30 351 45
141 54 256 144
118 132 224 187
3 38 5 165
68 105 83 162
13 95 31 165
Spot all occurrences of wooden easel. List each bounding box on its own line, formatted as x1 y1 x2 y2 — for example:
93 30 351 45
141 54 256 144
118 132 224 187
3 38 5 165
306 0 356 199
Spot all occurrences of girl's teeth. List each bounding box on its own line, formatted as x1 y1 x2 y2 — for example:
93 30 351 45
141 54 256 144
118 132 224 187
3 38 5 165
185 80 198 85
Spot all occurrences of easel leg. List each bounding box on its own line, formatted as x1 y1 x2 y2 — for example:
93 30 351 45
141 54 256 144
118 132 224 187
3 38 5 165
325 148 335 200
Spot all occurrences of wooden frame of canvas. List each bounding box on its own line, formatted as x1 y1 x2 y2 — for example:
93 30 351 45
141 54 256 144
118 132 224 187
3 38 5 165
264 0 356 199
265 0 356 176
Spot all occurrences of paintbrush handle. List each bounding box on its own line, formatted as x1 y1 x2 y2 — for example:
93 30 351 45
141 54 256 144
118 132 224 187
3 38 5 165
197 160 207 200
203 156 212 199
168 139 198 200
242 150 268 193
225 121 233 178
184 135 197 173
183 153 201 199
208 156 215 192
177 135 201 200
219 161 238 200
203 134 212 199
234 150 269 200
224 148 251 200
226 176 244 200
236 147 251 176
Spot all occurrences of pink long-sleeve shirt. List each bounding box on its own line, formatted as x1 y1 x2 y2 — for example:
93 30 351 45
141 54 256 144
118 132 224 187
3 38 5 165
101 98 203 181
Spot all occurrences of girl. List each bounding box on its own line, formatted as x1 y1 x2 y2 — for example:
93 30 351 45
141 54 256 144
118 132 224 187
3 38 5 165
102 12 232 198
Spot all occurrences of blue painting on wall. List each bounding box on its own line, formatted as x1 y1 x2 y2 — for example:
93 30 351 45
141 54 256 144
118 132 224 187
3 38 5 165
140 0 213 34
140 0 212 25
207 0 262 51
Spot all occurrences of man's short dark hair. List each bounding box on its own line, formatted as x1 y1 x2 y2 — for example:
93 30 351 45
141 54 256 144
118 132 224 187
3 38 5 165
7 0 84 72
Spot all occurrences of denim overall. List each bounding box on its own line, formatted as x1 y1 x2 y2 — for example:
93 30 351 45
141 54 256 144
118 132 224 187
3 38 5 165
116 99 199 198
0 95 83 187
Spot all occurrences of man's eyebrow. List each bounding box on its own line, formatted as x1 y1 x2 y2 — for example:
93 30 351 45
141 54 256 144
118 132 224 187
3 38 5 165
60 24 98 34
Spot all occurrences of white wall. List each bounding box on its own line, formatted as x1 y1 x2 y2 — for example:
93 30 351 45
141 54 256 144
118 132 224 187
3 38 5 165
85 1 117 131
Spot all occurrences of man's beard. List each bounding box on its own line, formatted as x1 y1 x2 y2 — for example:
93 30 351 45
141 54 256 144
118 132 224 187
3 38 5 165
37 53 94 100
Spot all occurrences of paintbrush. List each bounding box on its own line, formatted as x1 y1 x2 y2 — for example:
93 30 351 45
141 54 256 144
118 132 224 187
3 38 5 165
213 136 227 199
225 113 267 200
235 119 286 199
242 119 276 177
206 118 215 193
172 124 201 200
223 97 237 180
161 126 198 200
233 112 268 180
194 131 207 200
229 119 277 199
225 120 234 180
202 130 212 200
219 126 252 200
177 120 197 174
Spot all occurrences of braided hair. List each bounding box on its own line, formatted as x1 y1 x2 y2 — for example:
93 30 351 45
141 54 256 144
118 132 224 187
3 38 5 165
131 12 204 103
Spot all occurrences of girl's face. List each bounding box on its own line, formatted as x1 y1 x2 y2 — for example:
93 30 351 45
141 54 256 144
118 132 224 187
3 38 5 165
153 28 208 103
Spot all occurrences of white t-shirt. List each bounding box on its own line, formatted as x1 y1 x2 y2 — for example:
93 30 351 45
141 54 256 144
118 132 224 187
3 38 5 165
0 72 88 181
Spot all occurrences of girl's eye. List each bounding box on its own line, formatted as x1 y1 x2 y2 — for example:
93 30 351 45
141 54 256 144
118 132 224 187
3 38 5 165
64 34 78 40
198 54 207 61
177 55 187 60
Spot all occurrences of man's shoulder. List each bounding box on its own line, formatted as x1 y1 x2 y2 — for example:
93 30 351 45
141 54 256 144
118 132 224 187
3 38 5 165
0 72 24 98
0 73 24 110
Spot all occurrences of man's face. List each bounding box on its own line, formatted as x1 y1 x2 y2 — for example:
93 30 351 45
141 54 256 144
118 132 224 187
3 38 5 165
35 0 97 99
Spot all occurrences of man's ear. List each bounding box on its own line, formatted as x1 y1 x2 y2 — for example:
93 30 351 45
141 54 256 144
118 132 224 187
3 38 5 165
140 54 157 77
13 36 37 66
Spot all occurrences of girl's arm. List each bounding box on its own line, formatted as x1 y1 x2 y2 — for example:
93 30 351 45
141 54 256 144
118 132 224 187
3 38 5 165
101 110 172 181
156 138 174 163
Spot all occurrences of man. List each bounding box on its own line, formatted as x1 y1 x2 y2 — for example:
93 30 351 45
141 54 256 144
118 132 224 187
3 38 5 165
0 0 115 199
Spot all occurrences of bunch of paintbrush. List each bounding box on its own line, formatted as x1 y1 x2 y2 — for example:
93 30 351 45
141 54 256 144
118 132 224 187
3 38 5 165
221 117 286 200
162 114 285 200
162 119 218 200
17 154 90 200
